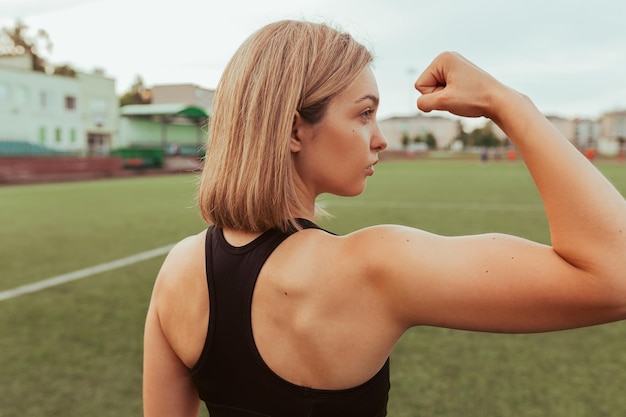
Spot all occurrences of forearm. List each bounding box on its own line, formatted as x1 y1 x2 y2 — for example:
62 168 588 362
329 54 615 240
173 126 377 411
490 87 626 271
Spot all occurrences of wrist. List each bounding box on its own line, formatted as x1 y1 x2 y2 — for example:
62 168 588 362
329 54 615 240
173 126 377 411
488 85 536 129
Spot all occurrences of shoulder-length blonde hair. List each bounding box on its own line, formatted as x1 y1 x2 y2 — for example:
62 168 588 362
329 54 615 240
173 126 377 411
198 20 373 232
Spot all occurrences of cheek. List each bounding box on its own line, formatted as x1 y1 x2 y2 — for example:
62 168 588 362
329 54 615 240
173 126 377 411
345 126 367 148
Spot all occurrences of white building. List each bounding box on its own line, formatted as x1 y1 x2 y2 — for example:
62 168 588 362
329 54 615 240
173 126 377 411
379 113 460 150
151 83 214 112
574 118 601 149
599 111 626 156
0 54 117 155
488 115 602 150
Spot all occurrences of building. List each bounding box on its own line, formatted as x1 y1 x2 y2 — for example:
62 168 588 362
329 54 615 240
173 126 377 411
599 111 626 155
118 103 209 154
542 115 615 154
151 83 214 111
77 70 118 154
118 84 213 155
600 111 626 140
0 54 117 155
487 115 603 151
573 118 601 149
378 113 460 150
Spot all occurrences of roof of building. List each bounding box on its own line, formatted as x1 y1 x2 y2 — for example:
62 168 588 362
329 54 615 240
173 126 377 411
0 140 68 156
120 103 209 118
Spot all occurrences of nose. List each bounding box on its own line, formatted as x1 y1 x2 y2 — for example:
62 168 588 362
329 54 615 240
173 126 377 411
372 123 387 152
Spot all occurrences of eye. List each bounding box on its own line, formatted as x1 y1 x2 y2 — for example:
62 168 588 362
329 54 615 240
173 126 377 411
360 108 374 120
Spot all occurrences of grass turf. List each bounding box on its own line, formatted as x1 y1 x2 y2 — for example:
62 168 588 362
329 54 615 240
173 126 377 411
0 159 625 416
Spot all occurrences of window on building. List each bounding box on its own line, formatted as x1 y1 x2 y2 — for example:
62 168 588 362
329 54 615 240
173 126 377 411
15 85 28 105
55 128 62 143
65 95 76 110
70 129 76 143
90 99 108 125
40 91 48 109
39 127 46 144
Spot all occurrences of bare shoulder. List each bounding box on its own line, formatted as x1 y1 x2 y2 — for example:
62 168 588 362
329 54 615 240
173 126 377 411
276 224 439 293
149 230 209 367
343 224 439 264
345 223 435 242
277 224 438 277
152 231 207 297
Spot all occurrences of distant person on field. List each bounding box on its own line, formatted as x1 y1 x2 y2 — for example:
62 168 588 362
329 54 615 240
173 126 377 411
481 147 489 164
507 148 517 161
143 19 626 417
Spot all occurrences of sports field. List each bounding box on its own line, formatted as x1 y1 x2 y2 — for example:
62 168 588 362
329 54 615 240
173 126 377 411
1 159 625 417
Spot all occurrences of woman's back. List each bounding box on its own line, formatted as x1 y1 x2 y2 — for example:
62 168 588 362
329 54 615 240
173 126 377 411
153 224 395 415
163 227 397 379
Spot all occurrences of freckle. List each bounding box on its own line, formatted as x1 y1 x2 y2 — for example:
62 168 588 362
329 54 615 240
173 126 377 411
485 270 489 273
284 292 288 296
510 257 514 260
406 239 410 242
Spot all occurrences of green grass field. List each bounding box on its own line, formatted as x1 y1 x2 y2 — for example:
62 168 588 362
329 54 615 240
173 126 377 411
1 160 625 417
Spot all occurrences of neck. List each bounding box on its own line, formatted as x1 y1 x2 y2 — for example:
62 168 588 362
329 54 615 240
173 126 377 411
292 174 318 221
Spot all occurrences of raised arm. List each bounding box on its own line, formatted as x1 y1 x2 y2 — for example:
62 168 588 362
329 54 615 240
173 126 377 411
415 53 626 286
354 52 626 334
415 52 626 272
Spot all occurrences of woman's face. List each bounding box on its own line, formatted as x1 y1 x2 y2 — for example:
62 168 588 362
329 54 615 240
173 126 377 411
292 66 387 200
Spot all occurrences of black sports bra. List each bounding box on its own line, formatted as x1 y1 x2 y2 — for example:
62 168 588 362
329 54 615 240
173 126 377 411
190 220 390 416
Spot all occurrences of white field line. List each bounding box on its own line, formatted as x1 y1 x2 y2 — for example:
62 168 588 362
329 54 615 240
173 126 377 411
318 200 544 212
0 244 174 302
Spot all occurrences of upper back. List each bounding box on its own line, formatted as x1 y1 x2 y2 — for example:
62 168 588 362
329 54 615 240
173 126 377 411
174 223 396 415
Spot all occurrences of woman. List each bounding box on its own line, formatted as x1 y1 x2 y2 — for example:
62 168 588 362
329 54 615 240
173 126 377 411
143 20 626 416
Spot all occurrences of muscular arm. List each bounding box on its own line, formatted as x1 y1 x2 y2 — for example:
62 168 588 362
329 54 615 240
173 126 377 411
358 52 626 334
358 225 622 333
415 52 626 270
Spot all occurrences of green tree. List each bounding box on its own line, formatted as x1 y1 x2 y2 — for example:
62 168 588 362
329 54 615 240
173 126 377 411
401 133 410 149
469 125 502 148
119 76 151 106
425 132 437 149
53 64 77 77
1 19 52 72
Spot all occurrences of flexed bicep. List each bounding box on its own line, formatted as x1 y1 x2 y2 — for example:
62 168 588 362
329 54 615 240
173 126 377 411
359 225 622 334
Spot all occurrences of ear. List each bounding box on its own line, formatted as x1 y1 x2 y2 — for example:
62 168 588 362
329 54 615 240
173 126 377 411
290 111 310 153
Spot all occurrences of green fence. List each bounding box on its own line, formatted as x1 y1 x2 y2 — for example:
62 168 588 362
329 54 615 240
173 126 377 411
109 148 164 169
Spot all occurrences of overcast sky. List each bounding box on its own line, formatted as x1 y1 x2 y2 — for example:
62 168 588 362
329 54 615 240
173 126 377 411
2 0 625 121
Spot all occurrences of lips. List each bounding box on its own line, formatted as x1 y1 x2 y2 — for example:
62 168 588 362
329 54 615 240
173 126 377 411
366 159 378 176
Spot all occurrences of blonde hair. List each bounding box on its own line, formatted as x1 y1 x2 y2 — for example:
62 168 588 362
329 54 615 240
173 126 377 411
198 20 373 232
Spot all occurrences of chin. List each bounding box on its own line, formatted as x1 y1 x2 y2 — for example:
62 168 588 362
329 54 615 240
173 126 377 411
336 184 367 197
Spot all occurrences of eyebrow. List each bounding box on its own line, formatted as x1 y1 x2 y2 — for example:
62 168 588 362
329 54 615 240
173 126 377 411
355 94 379 106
